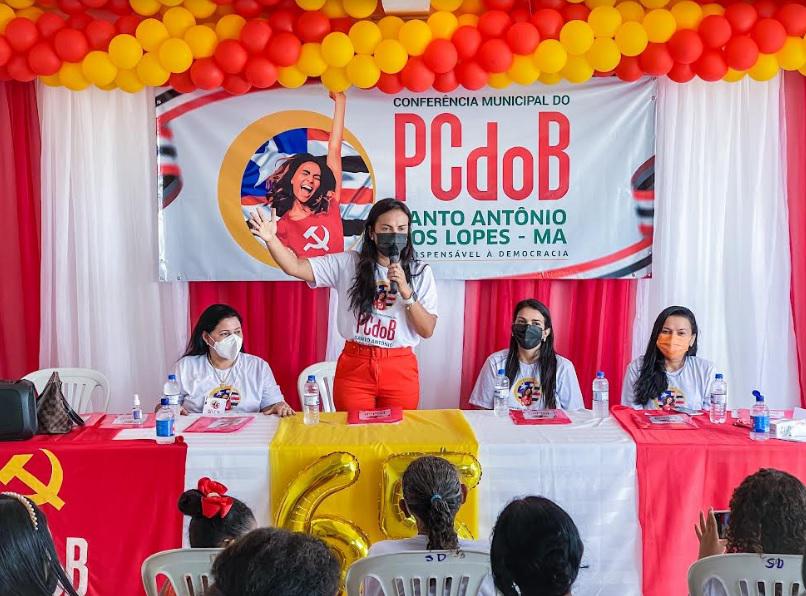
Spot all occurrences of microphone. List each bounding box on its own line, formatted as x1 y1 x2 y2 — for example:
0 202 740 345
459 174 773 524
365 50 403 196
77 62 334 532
388 245 400 294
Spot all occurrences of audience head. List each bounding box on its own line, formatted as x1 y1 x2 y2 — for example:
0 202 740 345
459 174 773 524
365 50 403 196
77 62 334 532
401 455 466 551
210 527 340 596
0 493 80 596
491 496 583 596
506 299 559 408
725 468 806 555
178 477 256 548
184 304 244 359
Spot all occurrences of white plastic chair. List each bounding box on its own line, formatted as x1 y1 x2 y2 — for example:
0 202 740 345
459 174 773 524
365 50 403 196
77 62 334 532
298 361 337 412
688 553 804 596
345 550 491 596
23 367 111 413
142 548 222 596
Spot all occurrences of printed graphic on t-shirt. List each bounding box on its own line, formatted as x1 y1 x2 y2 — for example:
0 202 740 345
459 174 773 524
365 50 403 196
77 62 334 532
512 377 542 408
372 279 397 312
659 386 685 408
208 384 241 409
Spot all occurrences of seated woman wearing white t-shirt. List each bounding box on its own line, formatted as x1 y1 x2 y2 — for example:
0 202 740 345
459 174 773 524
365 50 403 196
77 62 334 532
248 199 437 411
174 304 294 416
621 306 717 410
469 299 584 411
365 456 495 596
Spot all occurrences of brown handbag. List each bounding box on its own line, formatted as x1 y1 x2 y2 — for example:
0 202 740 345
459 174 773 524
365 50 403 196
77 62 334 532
36 371 85 434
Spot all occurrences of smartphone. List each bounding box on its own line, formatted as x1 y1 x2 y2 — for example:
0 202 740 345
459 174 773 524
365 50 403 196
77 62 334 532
713 510 730 540
673 405 704 416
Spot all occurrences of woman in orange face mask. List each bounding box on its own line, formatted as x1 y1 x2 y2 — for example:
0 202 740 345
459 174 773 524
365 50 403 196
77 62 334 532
621 306 717 410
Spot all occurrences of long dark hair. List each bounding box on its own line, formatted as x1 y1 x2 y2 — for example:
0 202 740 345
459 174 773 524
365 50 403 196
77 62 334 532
183 304 243 357
402 456 462 551
266 153 336 218
505 299 559 409
633 306 699 406
178 489 256 548
348 198 422 325
490 496 583 596
0 494 80 596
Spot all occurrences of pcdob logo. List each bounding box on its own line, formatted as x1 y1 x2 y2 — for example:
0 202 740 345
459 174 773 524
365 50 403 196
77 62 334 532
0 448 65 510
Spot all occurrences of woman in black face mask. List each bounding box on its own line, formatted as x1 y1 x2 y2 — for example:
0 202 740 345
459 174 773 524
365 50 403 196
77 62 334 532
469 299 583 411
249 198 438 411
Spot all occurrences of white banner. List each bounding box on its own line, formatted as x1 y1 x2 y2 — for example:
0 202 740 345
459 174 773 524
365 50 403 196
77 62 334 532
157 79 656 281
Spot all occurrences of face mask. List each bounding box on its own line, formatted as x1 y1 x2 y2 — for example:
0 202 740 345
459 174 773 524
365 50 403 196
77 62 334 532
656 334 691 360
375 233 408 257
210 334 243 361
512 323 543 350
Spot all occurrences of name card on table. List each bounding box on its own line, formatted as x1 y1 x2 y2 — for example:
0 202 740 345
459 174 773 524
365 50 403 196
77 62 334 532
184 416 254 433
347 408 403 425
509 409 572 425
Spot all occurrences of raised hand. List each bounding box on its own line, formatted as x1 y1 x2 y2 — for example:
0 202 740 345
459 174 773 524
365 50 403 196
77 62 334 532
248 207 278 244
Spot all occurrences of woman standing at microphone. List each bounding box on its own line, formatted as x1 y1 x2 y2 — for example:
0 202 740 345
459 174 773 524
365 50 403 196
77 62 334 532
248 198 438 411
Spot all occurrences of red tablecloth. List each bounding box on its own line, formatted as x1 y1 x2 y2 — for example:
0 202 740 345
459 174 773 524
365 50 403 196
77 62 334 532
0 419 187 596
612 406 806 596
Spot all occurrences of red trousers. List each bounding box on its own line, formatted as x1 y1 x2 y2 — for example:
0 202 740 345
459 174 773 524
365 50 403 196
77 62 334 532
333 341 420 411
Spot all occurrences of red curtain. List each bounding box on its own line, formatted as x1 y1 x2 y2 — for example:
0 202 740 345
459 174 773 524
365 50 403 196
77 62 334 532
461 279 637 409
0 82 40 380
188 282 330 409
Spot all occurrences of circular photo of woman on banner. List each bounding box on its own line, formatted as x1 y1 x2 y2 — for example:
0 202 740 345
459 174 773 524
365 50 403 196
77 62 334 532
240 92 374 257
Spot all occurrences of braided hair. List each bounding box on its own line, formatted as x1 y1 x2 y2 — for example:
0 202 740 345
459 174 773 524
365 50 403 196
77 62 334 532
401 456 463 551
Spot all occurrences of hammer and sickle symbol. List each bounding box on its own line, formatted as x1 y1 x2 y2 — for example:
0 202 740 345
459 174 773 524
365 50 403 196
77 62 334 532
0 449 65 510
303 225 330 252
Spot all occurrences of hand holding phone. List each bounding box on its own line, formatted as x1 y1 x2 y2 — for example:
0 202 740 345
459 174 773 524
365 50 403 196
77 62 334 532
695 509 727 559
713 510 730 540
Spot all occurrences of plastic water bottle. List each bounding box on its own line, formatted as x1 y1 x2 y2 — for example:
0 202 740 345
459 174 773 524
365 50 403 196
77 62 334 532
592 371 610 418
494 369 509 417
709 374 727 424
163 374 181 419
155 398 175 444
749 390 769 441
303 376 320 425
131 394 143 425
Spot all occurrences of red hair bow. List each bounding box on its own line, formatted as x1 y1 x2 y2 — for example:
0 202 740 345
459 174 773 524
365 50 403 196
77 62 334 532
197 477 234 519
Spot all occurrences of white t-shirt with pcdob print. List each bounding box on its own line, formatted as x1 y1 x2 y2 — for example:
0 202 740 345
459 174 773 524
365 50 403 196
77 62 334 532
308 251 438 349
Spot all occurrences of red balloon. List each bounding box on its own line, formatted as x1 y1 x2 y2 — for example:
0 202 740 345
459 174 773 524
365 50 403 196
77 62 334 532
169 71 197 93
698 15 732 49
7 54 36 82
667 62 694 83
258 0 281 6
477 10 511 39
53 28 89 62
265 31 301 67
269 8 299 33
116 15 142 35
190 57 225 89
725 3 757 35
724 35 759 70
615 55 643 82
294 11 330 43
377 71 403 93
67 14 93 30
81 0 108 9
57 0 85 14
533 0 564 9
506 22 540 55
638 43 673 76
244 55 278 87
751 18 787 54
5 18 40 53
484 0 514 11
423 39 458 74
477 38 513 72
562 4 590 21
452 25 482 60
214 39 249 73
85 20 116 51
223 74 252 94
28 42 61 75
433 69 458 92
776 3 806 36
692 48 727 81
531 8 563 40
108 0 132 15
400 56 434 92
37 14 66 40
511 8 530 24
753 0 778 19
241 19 273 53
667 29 703 64
0 38 11 67
455 60 488 89
234 0 262 18
331 18 353 34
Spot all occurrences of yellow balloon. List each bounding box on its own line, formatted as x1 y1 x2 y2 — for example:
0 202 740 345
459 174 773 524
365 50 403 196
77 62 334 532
278 66 307 88
321 32 354 67
310 515 370 586
428 11 459 39
585 0 615 6
398 19 432 56
617 0 645 23
670 1 701 29
343 0 376 18
130 0 161 16
533 39 568 73
562 54 593 83
346 54 380 88
108 34 143 70
296 0 326 9
115 69 144 92
349 20 382 54
373 38 408 73
487 72 511 88
95 81 117 91
431 0 462 11
700 3 724 17
15 7 43 21
136 19 170 52
59 63 90 91
82 51 118 86
587 37 621 71
378 16 405 40
4 0 33 9
722 67 745 82
539 71 562 84
184 25 218 58
507 54 540 85
184 0 217 18
560 21 595 55
163 7 196 37
799 62 806 77
216 4 234 16
457 14 479 27
748 53 778 82
0 4 14 33
642 9 675 42
297 43 328 76
321 66 351 91
640 0 668 8
588 6 622 37
136 52 170 86
615 21 648 56
777 37 806 71
322 0 347 18
458 0 483 14
39 73 61 87
215 14 246 40
158 38 193 73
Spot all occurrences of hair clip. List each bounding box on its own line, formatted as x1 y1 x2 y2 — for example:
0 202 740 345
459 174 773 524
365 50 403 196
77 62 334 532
1 492 38 531
431 493 443 503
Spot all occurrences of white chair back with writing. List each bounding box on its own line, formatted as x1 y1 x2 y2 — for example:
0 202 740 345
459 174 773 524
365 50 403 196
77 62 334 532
142 548 222 596
345 550 491 596
23 367 111 413
688 553 804 596
298 361 337 412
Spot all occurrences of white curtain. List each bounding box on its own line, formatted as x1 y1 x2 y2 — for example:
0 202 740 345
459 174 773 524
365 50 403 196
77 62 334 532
634 76 800 409
38 86 189 413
